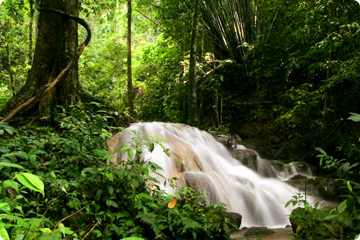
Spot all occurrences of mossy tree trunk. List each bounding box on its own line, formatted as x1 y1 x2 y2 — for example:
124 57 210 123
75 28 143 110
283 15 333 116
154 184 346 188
0 0 79 119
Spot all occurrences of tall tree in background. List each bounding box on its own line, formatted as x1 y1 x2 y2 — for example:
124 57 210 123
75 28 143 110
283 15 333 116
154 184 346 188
127 0 134 117
189 0 200 126
28 0 34 64
1 0 83 120
4 20 15 95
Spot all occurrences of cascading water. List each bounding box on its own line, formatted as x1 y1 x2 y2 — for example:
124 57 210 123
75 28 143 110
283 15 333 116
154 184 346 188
108 122 319 228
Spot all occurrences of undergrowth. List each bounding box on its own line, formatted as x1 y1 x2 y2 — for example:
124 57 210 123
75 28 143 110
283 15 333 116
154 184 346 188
0 103 235 239
288 113 360 240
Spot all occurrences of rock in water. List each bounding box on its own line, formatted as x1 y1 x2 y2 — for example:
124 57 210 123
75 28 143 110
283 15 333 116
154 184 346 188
244 227 275 237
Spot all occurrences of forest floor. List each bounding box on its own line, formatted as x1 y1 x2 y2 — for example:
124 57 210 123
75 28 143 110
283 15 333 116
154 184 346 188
230 226 294 240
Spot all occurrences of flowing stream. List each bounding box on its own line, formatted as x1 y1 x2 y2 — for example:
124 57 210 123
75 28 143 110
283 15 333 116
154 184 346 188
108 122 318 228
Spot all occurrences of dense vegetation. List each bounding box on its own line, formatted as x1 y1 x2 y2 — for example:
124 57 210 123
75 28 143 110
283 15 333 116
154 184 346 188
1 0 360 239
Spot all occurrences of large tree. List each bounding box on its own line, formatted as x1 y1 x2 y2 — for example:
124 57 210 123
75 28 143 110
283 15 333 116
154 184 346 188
0 0 90 122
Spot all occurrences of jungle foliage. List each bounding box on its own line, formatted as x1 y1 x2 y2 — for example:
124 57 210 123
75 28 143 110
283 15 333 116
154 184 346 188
1 0 360 239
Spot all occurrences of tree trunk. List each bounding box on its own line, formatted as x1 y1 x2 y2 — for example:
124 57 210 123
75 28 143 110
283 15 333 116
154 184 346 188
5 42 15 95
188 0 200 126
29 0 35 64
0 0 80 119
4 20 15 95
127 0 134 117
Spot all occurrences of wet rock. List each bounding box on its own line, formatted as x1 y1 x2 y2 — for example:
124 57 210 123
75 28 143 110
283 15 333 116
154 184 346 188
243 227 275 237
208 131 233 148
286 176 342 202
231 149 258 170
181 172 220 205
238 138 312 163
222 212 242 229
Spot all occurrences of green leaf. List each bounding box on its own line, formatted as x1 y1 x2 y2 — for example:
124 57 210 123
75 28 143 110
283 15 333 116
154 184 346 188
4 152 29 160
0 130 4 135
148 143 154 152
106 200 119 208
81 167 95 176
58 223 65 236
39 228 51 233
13 234 25 240
5 128 14 135
338 200 347 213
146 202 158 208
136 193 153 200
105 172 114 181
15 173 44 195
285 200 292 208
0 227 10 240
121 145 130 151
347 181 352 192
324 215 339 220
0 161 25 170
108 186 114 195
315 147 327 156
127 149 133 160
348 112 360 122
92 230 102 237
116 212 130 219
0 203 10 212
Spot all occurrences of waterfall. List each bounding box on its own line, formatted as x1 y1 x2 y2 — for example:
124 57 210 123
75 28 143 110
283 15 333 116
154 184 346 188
108 122 318 228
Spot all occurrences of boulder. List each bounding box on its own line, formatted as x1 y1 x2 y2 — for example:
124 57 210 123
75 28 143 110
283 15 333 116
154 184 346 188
222 212 242 229
181 172 220 205
231 149 258 170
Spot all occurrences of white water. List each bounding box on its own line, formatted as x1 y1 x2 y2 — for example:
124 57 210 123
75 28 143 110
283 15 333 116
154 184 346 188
108 122 318 228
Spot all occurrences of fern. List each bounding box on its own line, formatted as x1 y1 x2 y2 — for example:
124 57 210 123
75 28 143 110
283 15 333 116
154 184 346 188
136 212 157 225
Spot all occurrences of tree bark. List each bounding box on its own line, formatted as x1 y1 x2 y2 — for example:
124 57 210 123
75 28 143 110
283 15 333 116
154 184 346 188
188 0 200 126
0 0 80 119
127 0 134 117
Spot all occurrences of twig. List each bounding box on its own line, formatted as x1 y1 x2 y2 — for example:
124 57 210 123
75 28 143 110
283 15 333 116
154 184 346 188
36 193 40 217
43 194 61 216
51 207 85 234
81 220 100 240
